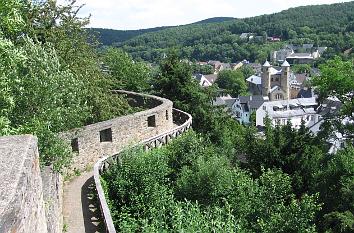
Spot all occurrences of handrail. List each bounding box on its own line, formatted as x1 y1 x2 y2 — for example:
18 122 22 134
93 108 192 233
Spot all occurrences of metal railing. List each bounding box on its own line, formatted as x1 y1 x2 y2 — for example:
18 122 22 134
93 108 192 233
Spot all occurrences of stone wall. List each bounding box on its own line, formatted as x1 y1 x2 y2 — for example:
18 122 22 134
41 167 63 233
60 91 174 173
0 135 47 233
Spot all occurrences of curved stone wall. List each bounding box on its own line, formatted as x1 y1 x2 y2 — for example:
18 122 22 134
60 90 174 173
94 108 192 233
0 90 191 233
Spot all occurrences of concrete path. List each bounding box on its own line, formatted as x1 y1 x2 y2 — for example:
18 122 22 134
63 171 106 233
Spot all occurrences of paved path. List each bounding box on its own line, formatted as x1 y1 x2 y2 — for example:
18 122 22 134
63 171 106 233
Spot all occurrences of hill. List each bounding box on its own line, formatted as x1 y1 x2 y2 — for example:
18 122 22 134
192 17 235 24
97 1 354 63
89 17 236 46
88 26 172 46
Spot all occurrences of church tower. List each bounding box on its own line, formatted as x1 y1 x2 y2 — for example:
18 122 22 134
280 60 290 100
261 61 271 98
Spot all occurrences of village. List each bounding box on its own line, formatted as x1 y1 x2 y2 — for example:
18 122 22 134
192 44 343 141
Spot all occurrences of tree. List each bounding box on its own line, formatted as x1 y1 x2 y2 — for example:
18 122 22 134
152 50 213 132
103 47 150 92
312 56 354 140
313 146 354 233
0 0 131 171
103 131 321 232
216 70 248 97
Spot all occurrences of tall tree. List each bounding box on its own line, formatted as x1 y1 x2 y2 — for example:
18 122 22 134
312 56 354 141
103 47 150 92
216 70 248 97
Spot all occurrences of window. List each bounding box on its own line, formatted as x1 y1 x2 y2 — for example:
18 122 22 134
275 93 283 100
100 128 112 142
71 138 79 152
263 106 266 110
166 110 169 120
148 115 156 127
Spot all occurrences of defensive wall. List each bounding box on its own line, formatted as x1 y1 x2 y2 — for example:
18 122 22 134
0 90 191 233
60 90 174 173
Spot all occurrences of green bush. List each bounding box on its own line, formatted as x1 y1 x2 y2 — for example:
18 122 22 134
102 131 320 232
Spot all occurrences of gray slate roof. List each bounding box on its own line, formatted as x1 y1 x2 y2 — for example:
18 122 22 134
238 95 266 110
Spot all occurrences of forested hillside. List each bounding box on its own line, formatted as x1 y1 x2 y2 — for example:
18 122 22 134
88 26 172 46
89 17 235 46
98 1 354 62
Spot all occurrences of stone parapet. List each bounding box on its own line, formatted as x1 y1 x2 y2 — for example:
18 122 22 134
60 90 174 173
0 135 47 233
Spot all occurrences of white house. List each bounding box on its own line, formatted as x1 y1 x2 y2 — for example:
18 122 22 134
232 95 267 124
256 97 320 129
246 75 262 95
193 74 213 87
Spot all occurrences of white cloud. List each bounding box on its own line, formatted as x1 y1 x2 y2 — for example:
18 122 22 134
57 0 352 30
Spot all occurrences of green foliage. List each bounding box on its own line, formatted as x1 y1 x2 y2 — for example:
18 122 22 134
0 35 91 170
103 131 320 232
314 146 354 232
216 70 248 97
0 0 131 171
152 50 213 132
102 47 150 92
291 64 313 74
244 120 326 195
191 63 214 75
312 56 354 138
0 0 27 39
240 65 255 78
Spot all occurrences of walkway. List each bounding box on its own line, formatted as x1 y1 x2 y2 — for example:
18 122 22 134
63 171 106 233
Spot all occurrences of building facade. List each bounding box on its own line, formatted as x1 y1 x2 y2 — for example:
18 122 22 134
261 60 291 101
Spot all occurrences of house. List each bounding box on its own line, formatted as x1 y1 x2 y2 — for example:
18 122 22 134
212 95 237 114
244 62 262 75
317 47 328 54
208 60 224 74
232 95 267 124
270 48 294 63
221 63 231 70
196 61 208 66
193 74 213 87
297 88 314 98
204 74 218 84
289 73 311 98
272 45 327 64
231 61 243 70
256 97 319 129
246 75 262 95
267 36 281 42
240 33 251 40
286 53 316 64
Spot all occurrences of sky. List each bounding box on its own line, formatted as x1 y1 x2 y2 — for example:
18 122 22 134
57 0 353 30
